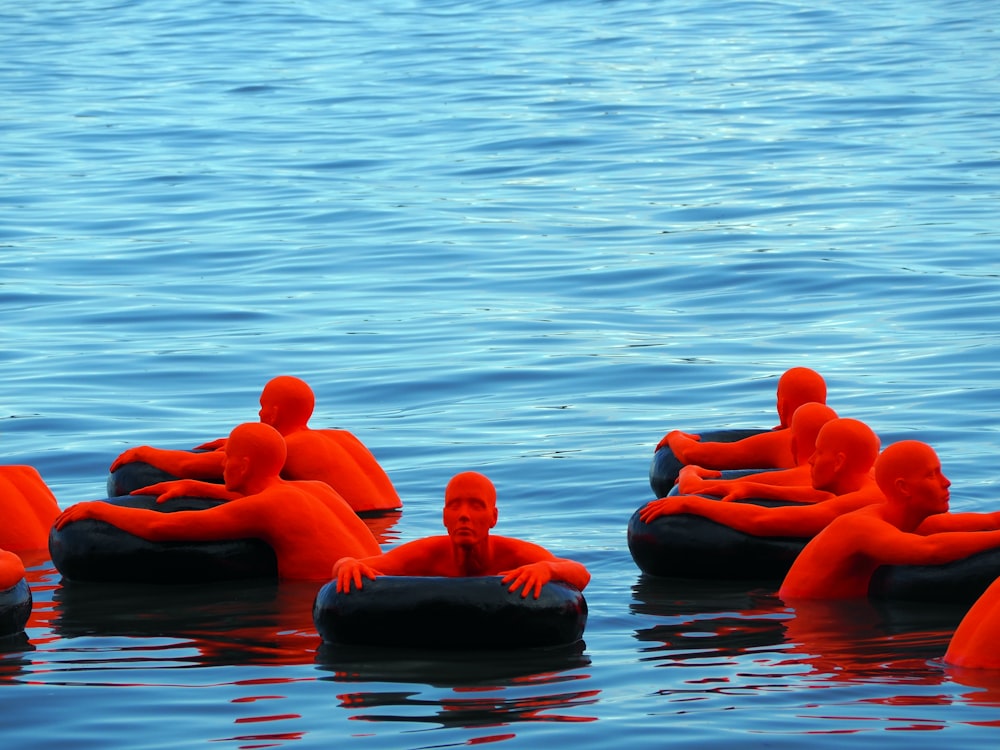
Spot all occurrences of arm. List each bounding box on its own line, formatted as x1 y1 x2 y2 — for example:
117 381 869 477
717 481 834 504
194 437 227 451
655 429 699 452
133 479 242 504
333 538 444 592
678 465 808 496
54 498 261 543
110 446 226 479
666 430 792 470
500 557 591 599
640 493 842 538
492 537 590 598
916 510 1000 534
862 524 1000 566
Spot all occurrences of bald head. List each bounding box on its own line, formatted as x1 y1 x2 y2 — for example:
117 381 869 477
790 402 838 464
226 422 287 480
776 367 828 427
816 418 880 472
259 375 315 432
445 471 497 506
874 440 940 498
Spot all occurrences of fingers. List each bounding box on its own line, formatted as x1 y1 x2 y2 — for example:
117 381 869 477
639 500 665 523
501 565 547 599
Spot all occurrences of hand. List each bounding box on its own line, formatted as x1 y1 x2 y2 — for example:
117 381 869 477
638 497 683 524
656 429 699 451
659 430 699 459
720 485 751 502
132 480 195 503
334 557 379 593
110 446 151 472
501 562 552 599
54 501 101 531
676 464 721 494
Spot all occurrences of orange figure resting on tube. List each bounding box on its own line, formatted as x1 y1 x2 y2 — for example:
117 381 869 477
56 423 380 581
675 401 839 502
779 440 1000 601
657 366 828 473
641 418 884 537
110 375 401 513
333 471 590 599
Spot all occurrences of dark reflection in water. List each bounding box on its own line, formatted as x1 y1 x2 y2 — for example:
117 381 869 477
629 573 981 733
317 640 598 730
52 576 323 666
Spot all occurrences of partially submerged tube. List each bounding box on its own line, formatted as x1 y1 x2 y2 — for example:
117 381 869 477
50 494 277 584
313 575 588 649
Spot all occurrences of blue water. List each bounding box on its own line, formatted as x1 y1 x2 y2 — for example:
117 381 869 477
3 0 1000 746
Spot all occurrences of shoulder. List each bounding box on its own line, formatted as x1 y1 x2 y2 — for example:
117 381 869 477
491 535 554 558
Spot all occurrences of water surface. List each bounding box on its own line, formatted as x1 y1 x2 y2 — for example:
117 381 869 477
3 0 1000 747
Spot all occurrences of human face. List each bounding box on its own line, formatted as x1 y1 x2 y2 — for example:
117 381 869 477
223 452 250 492
808 439 842 492
258 390 280 427
903 452 951 515
443 491 497 548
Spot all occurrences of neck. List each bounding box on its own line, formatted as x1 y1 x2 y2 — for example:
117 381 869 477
451 538 492 576
234 474 277 497
882 499 926 533
827 469 866 496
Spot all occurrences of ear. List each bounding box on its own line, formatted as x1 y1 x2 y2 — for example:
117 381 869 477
490 505 498 529
893 475 911 500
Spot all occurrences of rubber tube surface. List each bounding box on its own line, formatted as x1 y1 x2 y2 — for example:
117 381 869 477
0 579 31 637
49 494 278 584
870 547 1000 604
627 506 807 581
313 575 588 649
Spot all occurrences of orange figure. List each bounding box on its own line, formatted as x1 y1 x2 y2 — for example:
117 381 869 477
944 575 1000 670
55 423 381 581
656 366 827 472
779 440 1000 600
640 418 883 534
0 464 61 554
110 375 401 513
333 471 591 599
676 401 839 501
0 549 26 591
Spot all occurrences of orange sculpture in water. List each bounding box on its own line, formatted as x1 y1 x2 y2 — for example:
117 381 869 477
675 401 839 501
56 423 381 581
333 471 591 599
657 366 828 471
0 465 61 554
779 440 1000 600
109 375 401 513
640 418 883 536
945 575 1000 670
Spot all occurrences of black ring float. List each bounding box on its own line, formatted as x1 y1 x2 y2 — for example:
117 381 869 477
627 506 807 582
870 548 1000 604
313 575 588 649
629 504 1000 603
0 578 32 638
49 494 278 584
650 428 769 498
